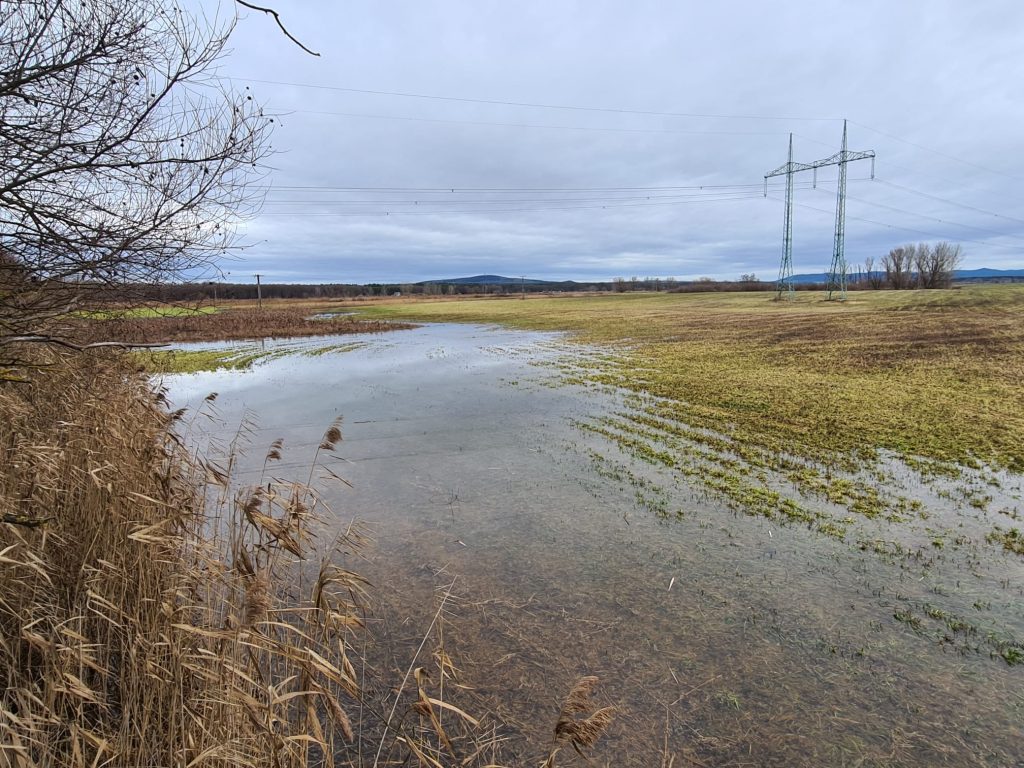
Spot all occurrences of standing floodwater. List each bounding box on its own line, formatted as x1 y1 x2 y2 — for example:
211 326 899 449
163 323 1023 767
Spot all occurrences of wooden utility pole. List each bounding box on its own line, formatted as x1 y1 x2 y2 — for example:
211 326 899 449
254 273 263 309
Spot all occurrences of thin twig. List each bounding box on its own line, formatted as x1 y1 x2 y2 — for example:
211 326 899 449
2 514 55 528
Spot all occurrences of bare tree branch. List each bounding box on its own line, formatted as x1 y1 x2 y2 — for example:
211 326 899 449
1 1 274 369
0 336 168 351
235 1 320 56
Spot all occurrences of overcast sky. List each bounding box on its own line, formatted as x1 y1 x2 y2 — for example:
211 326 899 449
216 1 1024 283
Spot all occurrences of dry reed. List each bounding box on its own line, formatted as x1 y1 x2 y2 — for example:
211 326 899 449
540 676 616 768
0 350 489 767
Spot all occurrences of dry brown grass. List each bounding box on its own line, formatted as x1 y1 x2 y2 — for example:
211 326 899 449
0 351 362 766
79 306 413 345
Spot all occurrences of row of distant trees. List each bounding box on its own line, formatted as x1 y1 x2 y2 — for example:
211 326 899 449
142 280 620 302
139 242 969 302
614 243 967 293
861 242 964 290
611 276 678 292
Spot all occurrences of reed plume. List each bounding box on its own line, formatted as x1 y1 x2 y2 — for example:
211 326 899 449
540 676 616 767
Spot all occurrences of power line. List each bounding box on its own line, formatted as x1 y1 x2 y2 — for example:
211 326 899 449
769 196 1022 251
262 187 834 206
257 193 766 217
836 152 1024 209
244 78 1024 199
265 182 771 193
264 195 753 205
261 179 870 194
277 107 785 137
826 189 1024 244
850 120 1024 184
874 178 1024 227
246 77 841 123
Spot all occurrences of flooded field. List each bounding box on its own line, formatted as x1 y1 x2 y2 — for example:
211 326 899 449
162 322 1024 767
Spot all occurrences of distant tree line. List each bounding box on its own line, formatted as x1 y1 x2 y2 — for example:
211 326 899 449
129 279 621 302
860 242 964 290
101 242 977 304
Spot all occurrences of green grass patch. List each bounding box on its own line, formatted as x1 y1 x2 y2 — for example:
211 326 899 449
139 348 262 373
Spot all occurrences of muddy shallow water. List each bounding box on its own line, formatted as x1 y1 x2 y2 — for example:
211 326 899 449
163 323 1024 767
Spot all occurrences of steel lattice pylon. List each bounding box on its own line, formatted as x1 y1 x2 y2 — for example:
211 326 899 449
765 122 875 301
779 135 796 299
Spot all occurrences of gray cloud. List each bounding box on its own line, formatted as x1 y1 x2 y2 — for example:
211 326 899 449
219 0 1024 283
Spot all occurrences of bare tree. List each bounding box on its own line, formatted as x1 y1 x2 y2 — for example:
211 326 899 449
0 0 274 360
882 241 964 290
925 242 964 288
882 245 915 289
863 255 884 289
912 242 931 288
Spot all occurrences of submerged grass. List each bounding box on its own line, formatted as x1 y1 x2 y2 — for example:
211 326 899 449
139 341 368 373
350 285 1024 472
987 526 1024 555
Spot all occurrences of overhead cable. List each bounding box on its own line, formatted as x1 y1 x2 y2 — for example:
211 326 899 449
246 78 840 123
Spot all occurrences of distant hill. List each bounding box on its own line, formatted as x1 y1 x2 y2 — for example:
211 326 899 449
955 268 1024 279
415 270 1024 288
418 274 573 286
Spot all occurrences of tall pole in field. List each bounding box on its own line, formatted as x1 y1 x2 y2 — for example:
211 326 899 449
254 273 263 309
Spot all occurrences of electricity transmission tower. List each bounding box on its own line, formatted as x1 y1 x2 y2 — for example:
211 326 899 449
764 134 799 300
764 121 875 301
825 121 874 300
